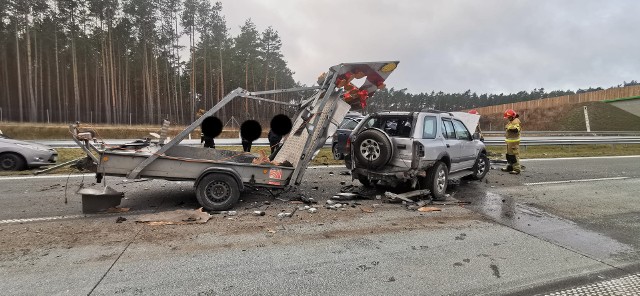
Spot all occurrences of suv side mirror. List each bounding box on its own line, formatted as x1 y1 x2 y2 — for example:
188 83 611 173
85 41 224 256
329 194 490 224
472 132 480 140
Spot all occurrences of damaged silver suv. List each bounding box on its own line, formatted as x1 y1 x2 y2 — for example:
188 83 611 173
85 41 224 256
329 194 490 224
347 110 489 200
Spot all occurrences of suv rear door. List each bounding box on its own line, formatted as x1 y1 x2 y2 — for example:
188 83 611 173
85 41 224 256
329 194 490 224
441 118 463 172
451 119 476 169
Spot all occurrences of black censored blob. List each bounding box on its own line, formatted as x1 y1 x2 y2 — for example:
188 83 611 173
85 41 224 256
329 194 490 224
201 116 223 138
240 120 262 142
270 114 293 136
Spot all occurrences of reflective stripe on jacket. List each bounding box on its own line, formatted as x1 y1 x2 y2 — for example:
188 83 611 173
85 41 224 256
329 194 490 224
505 118 521 142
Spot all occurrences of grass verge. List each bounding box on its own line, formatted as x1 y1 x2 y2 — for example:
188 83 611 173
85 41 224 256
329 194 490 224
486 144 640 159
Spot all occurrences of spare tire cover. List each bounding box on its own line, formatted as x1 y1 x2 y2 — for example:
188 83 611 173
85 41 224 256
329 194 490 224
353 128 393 170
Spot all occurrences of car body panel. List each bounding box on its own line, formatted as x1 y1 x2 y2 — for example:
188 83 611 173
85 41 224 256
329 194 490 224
332 113 364 160
0 135 58 169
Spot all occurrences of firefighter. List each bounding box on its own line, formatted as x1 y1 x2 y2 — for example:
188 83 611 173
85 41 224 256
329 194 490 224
502 109 521 174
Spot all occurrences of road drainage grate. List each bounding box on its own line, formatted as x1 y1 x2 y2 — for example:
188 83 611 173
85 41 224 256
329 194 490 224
541 273 640 296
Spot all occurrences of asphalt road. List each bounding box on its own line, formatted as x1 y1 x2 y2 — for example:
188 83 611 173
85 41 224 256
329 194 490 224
0 156 639 295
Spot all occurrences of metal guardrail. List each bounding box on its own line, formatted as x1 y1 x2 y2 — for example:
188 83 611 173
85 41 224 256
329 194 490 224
481 131 640 136
36 136 640 148
482 136 640 146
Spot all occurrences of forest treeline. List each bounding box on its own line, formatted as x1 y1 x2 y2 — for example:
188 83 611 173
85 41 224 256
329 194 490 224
0 0 297 126
368 81 640 113
1 0 638 126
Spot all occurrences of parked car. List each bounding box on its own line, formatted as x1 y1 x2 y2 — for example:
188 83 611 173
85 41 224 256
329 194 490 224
0 132 58 171
331 112 364 160
347 110 489 200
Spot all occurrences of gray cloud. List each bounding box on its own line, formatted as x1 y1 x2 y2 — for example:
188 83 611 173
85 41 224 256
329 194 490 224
222 0 640 94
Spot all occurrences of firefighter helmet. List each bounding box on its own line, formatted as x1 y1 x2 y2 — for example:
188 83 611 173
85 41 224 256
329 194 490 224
504 109 517 118
468 109 479 115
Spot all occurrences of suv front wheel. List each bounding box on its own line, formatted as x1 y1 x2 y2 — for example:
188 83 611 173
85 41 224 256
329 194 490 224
470 153 489 180
421 161 448 200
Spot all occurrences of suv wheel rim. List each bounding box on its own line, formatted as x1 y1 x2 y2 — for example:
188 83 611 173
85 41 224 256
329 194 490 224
359 139 380 161
437 169 446 192
205 181 230 202
477 158 486 176
1 157 15 170
333 146 341 159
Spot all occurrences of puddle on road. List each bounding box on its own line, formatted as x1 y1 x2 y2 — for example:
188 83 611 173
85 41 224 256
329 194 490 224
467 192 633 260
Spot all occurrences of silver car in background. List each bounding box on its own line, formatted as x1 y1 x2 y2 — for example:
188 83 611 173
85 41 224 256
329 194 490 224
0 132 58 171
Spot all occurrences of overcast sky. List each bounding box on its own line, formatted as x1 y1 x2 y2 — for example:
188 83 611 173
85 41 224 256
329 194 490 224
221 0 640 94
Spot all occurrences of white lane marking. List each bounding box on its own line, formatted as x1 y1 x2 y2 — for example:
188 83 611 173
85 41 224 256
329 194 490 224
0 209 155 225
521 155 640 162
0 215 84 224
308 165 345 169
524 177 630 186
0 174 92 181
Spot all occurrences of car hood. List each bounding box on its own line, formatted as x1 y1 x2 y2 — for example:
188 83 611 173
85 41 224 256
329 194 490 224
0 138 55 151
449 112 480 133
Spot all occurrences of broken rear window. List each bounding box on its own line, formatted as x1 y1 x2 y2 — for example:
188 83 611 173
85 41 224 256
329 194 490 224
363 116 412 138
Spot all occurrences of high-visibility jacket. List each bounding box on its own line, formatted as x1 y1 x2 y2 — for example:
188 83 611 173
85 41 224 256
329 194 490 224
505 118 521 143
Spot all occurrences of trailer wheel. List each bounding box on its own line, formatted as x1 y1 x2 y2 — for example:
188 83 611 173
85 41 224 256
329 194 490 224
196 173 241 211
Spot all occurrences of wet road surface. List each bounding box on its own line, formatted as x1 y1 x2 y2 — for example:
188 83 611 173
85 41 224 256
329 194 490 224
0 156 639 295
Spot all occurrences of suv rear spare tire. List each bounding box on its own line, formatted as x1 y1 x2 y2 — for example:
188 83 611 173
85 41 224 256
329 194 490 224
353 129 393 170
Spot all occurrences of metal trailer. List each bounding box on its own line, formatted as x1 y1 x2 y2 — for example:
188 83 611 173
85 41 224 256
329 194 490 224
70 61 399 211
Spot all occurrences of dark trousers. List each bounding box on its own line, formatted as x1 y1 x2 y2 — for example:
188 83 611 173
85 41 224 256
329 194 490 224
242 139 252 152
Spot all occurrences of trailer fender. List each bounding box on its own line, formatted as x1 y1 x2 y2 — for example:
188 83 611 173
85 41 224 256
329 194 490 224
195 168 245 191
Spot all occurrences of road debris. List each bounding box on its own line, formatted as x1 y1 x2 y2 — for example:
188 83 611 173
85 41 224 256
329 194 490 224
384 189 430 203
252 211 266 216
360 207 375 213
135 208 212 225
277 212 293 219
331 192 360 201
308 208 318 213
300 195 316 204
115 217 127 223
417 207 442 212
107 207 130 213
